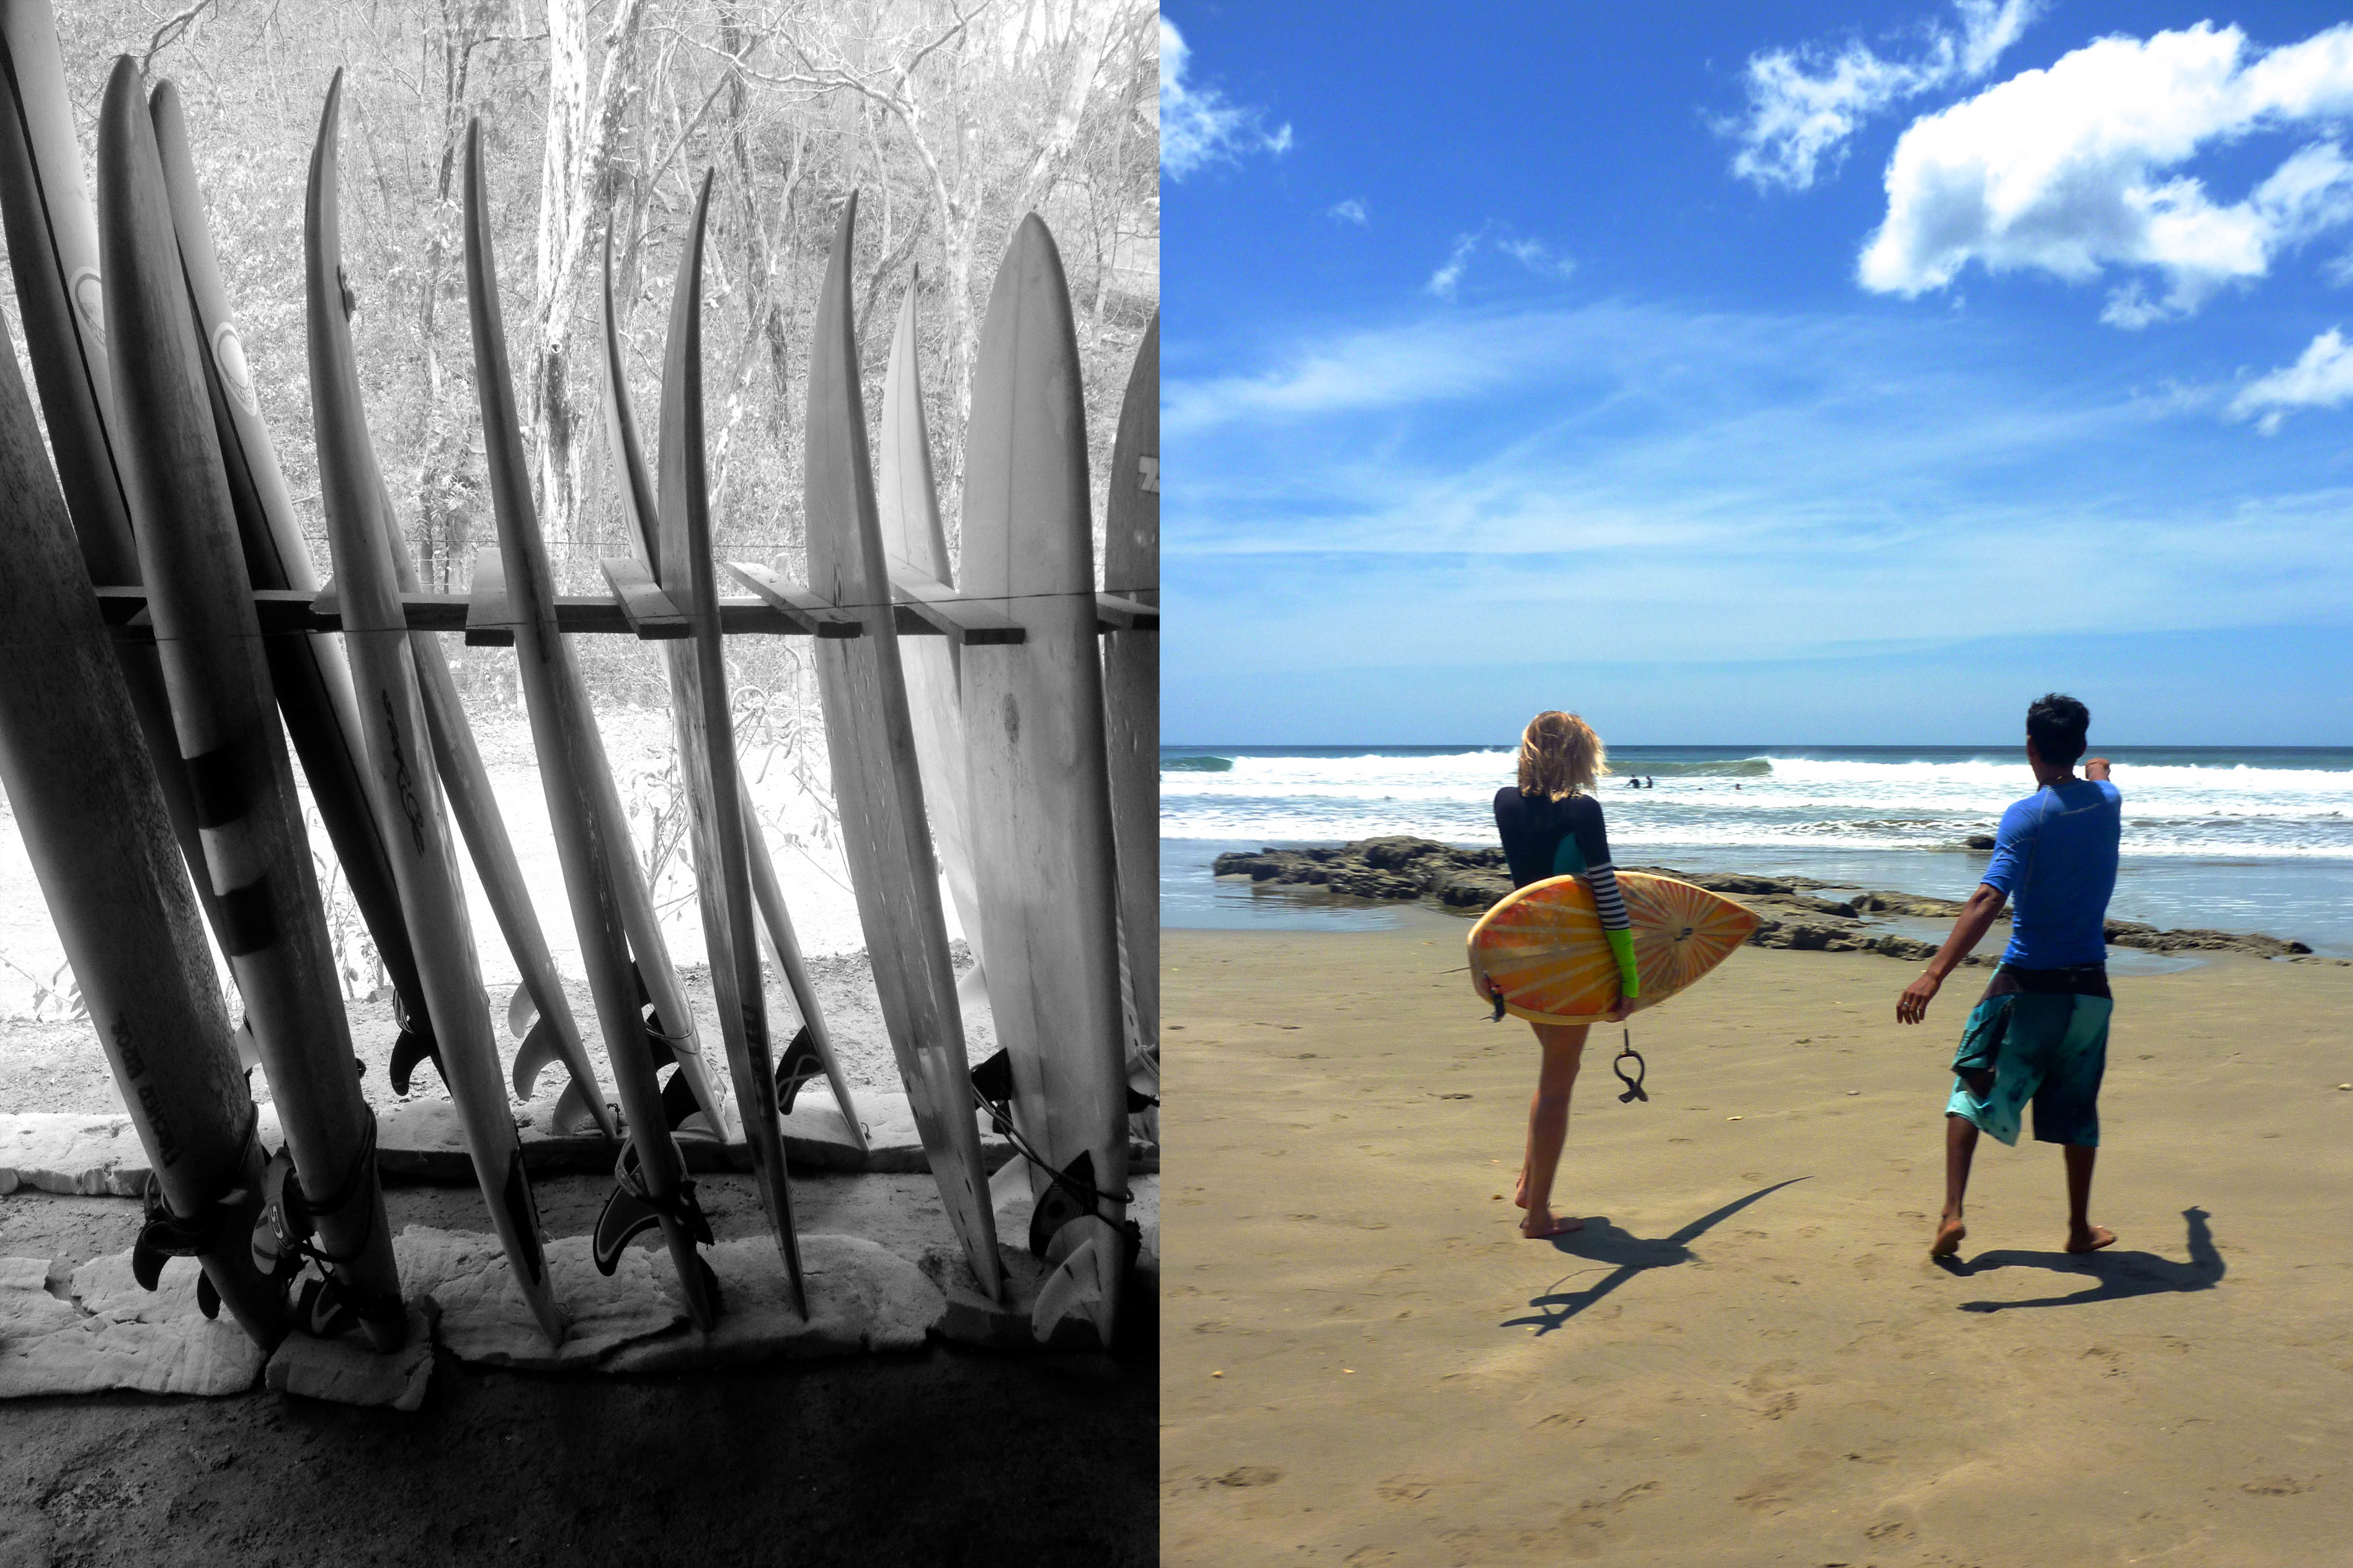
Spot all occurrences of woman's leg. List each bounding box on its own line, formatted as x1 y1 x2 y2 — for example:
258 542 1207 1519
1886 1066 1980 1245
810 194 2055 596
1518 1022 1588 1238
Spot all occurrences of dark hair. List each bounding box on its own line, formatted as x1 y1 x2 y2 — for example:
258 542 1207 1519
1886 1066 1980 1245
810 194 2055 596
2026 693 2089 767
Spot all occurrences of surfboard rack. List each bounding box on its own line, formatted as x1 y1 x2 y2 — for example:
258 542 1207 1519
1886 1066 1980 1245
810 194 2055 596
94 580 1160 641
99 576 1157 640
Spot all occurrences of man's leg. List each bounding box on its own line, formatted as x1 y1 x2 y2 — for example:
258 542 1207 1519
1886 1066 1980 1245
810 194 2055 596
2063 1143 2114 1253
1934 1113 1978 1258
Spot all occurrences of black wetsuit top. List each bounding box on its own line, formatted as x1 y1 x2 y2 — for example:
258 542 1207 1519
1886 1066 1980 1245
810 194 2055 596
1493 788 1614 890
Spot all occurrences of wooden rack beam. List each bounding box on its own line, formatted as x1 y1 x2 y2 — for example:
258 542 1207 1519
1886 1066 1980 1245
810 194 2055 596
90 578 1157 641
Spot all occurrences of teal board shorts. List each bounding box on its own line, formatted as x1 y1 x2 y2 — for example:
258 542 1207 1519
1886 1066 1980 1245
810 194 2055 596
1944 964 2112 1147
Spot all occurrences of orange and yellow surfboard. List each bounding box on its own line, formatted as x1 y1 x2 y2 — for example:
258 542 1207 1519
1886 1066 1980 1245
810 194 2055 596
1470 873 1759 1026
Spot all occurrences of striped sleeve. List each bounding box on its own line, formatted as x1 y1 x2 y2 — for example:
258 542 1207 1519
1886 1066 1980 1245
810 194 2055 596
1586 860 1631 931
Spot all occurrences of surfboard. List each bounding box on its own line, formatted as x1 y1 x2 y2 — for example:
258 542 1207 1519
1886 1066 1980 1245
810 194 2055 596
805 194 1003 1302
875 278 988 1010
290 74 608 1139
0 2 242 971
1101 313 1159 1136
1468 873 1761 1026
0 302 283 1350
148 75 440 1083
461 118 721 1329
598 224 858 1156
96 56 404 1349
306 78 565 1347
646 174 805 1312
959 214 1129 1347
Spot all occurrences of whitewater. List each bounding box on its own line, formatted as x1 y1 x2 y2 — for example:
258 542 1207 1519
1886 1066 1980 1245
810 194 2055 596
1162 745 2353 951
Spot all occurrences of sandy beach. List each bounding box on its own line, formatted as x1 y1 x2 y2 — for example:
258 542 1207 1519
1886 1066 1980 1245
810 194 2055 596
1160 907 2353 1566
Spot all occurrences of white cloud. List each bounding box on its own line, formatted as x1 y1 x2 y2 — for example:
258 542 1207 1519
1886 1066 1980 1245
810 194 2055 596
1327 198 1368 225
1860 23 2353 323
1164 302 2353 682
1164 311 1581 437
1160 19 1292 180
1499 237 1577 279
1427 233 1479 299
1728 0 2041 190
2230 328 2353 432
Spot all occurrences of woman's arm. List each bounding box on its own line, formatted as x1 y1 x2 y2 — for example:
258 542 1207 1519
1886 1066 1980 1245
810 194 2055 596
1573 796 1639 1002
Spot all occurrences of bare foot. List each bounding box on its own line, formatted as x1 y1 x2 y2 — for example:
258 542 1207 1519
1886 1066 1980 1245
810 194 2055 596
2066 1224 2115 1254
1513 1161 1531 1209
1929 1215 1967 1258
1521 1209 1583 1239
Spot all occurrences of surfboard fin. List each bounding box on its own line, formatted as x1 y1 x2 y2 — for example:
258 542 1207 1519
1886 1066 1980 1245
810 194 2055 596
511 1012 561 1100
1028 1149 1098 1258
133 1174 237 1297
969 1047 1015 1109
249 1149 306 1279
291 1272 404 1348
659 1066 702 1131
591 1181 661 1275
773 1024 823 1115
593 1142 716 1274
387 1025 438 1097
1033 1212 1143 1349
506 981 538 1040
384 989 441 1095
196 1270 220 1321
1032 1234 1105 1346
551 1075 604 1136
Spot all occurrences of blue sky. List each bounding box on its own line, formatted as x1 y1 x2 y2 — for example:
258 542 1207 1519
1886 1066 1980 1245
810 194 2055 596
1162 2 2353 745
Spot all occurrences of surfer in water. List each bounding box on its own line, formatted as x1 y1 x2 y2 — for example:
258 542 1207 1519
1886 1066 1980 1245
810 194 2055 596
1897 693 2120 1261
1492 711 1638 1239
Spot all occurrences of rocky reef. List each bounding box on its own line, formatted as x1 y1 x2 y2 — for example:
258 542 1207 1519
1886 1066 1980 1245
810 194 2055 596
1211 837 2315 962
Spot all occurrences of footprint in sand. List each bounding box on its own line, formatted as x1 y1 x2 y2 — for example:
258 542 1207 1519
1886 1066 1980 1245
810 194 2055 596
1215 1466 1281 1489
2242 1477 2307 1495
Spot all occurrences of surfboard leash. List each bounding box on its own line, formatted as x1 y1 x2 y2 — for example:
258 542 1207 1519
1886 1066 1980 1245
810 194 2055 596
247 1107 404 1340
1612 1031 1648 1104
131 1103 266 1321
965 1058 1142 1270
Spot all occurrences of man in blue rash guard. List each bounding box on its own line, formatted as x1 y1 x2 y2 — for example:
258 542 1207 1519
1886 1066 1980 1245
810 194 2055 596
1491 711 1638 1241
1897 693 2122 1261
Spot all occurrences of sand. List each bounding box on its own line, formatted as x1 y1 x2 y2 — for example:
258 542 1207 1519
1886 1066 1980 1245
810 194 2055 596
0 942 1153 1564
1160 907 2353 1567
2 1173 1155 1567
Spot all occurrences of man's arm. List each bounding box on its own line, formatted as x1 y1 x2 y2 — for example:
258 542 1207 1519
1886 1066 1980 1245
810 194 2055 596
1897 883 2008 1025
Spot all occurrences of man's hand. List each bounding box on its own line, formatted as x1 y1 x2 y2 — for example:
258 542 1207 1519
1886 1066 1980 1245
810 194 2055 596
1897 970 1941 1025
1901 883 2007 1024
2084 757 2111 782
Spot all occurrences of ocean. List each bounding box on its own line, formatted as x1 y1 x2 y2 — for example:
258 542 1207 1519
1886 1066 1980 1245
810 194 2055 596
1162 744 2353 955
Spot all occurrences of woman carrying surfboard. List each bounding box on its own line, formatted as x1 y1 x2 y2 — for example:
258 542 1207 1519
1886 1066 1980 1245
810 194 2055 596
1492 711 1639 1239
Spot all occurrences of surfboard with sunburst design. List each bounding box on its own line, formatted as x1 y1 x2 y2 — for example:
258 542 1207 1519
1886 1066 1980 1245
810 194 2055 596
1469 873 1760 1025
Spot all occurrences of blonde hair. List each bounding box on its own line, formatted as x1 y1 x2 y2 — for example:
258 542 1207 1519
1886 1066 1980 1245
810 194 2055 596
1517 711 1606 800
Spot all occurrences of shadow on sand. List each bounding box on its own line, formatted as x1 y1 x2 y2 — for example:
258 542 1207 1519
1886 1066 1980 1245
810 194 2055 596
1501 1178 1808 1337
1939 1206 2224 1312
